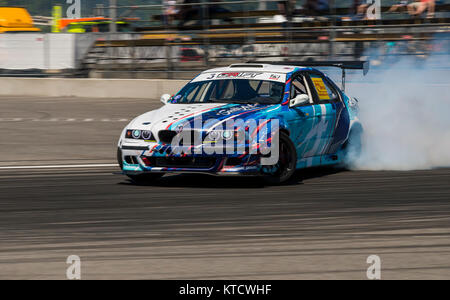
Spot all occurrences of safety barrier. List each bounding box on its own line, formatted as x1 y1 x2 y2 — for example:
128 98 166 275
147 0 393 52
0 77 187 99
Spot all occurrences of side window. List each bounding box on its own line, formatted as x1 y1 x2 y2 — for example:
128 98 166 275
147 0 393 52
290 76 309 99
309 74 339 103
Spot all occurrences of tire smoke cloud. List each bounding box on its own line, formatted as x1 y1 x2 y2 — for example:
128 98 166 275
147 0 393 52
345 47 450 170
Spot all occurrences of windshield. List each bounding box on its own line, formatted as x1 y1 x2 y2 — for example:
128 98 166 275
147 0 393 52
172 79 285 105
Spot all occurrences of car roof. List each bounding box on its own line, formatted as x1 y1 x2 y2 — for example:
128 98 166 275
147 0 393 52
202 64 311 75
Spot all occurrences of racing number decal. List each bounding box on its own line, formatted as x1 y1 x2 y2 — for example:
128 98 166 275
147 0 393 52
311 77 331 100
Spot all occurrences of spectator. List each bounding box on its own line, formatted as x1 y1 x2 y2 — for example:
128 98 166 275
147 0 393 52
408 0 435 18
178 0 232 28
305 0 330 16
163 0 178 26
277 0 296 22
387 0 411 14
208 0 233 22
177 0 196 27
352 0 369 19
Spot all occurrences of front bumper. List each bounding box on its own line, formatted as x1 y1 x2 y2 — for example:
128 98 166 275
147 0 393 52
119 145 262 176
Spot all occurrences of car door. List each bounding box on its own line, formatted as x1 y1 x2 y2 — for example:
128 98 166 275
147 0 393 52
300 72 339 157
286 73 323 160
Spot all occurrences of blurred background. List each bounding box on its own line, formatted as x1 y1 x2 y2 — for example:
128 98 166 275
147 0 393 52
1 1 450 280
0 0 448 79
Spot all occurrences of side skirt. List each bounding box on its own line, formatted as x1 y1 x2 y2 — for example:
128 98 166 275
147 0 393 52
296 153 342 169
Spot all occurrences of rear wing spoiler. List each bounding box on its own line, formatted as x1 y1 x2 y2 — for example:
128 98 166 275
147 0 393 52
247 60 370 91
301 61 369 75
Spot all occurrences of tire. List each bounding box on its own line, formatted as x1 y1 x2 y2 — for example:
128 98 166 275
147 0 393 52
262 131 297 185
342 125 363 166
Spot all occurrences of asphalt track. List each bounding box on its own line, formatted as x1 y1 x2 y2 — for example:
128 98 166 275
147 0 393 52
1 96 450 279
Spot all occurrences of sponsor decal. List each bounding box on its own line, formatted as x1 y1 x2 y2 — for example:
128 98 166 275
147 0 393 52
217 72 263 79
269 74 281 81
311 77 331 100
216 104 259 116
193 72 286 83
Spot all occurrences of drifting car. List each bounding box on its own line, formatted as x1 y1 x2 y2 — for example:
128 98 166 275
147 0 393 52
117 61 367 184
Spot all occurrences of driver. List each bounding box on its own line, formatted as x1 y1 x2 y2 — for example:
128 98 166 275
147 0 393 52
233 80 258 100
270 83 284 100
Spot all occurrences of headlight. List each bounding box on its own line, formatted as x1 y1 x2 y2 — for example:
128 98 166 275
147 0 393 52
132 130 141 139
208 131 220 141
126 129 137 139
126 129 155 141
222 130 233 140
141 130 153 140
207 130 248 142
207 130 233 141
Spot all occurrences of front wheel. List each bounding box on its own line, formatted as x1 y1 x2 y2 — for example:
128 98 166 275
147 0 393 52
261 131 297 185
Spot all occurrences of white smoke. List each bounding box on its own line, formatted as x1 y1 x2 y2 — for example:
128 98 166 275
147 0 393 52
345 49 450 170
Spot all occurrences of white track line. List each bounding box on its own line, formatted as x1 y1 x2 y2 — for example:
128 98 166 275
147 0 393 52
0 164 119 170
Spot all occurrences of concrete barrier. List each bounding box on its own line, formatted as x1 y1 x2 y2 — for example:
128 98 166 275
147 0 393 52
0 78 188 99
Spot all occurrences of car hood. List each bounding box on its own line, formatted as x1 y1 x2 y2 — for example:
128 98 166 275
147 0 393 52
127 102 280 133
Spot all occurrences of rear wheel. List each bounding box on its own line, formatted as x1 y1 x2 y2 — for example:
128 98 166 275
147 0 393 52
262 132 297 185
342 125 363 167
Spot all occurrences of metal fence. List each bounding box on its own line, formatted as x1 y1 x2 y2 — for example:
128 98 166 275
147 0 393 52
81 26 450 79
1 1 449 78
74 0 449 78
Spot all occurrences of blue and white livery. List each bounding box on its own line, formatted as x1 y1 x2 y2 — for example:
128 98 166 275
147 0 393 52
117 62 366 184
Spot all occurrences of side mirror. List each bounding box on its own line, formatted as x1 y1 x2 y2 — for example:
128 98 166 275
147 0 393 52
160 94 172 105
289 94 310 108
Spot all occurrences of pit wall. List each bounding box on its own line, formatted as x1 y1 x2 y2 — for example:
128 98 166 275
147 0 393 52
0 78 188 99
